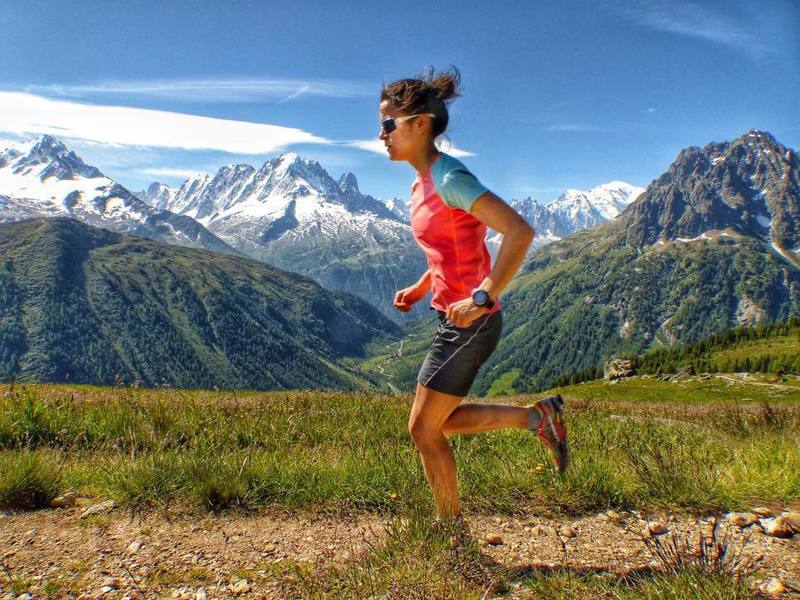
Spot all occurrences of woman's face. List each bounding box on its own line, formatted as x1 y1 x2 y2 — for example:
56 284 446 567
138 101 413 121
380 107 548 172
379 100 426 162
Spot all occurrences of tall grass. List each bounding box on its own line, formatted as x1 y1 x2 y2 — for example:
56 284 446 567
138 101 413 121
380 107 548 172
0 450 61 508
1 382 799 514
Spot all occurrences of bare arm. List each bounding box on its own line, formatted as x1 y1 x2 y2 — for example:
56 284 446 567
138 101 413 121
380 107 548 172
415 268 433 291
469 191 535 300
394 268 432 312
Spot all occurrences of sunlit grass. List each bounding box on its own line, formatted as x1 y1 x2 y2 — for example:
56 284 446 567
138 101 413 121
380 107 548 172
1 381 798 517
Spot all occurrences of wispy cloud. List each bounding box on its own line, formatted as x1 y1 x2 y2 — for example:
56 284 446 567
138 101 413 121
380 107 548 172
543 123 617 133
0 92 330 154
604 0 775 63
542 101 574 113
347 139 476 158
22 77 375 103
136 167 211 179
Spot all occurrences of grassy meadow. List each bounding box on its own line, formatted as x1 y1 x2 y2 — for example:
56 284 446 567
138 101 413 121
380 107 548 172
1 376 798 598
2 376 799 515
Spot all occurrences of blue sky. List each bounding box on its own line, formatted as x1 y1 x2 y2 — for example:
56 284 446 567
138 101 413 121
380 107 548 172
1 0 798 204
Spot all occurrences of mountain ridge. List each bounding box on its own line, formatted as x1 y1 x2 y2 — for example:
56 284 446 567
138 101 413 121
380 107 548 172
0 135 237 256
0 216 399 389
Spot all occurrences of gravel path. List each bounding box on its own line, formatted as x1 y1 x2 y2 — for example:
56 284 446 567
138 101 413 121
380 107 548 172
1 504 798 598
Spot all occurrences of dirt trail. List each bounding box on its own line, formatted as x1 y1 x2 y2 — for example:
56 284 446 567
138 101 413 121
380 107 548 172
1 506 798 598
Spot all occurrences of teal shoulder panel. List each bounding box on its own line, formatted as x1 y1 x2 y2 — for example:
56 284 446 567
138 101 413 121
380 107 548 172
430 154 489 212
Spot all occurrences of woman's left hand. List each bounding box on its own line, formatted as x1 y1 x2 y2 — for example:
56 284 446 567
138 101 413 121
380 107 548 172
445 297 488 328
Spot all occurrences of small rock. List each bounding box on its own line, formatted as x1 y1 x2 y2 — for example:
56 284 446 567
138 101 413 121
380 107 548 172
560 524 577 538
18 594 32 600
194 591 208 600
229 579 251 594
602 510 623 524
727 512 758 528
530 525 546 536
80 500 116 519
760 577 785 596
101 577 119 589
485 534 504 546
762 517 793 538
753 506 773 518
781 512 800 534
49 492 77 508
126 540 143 554
101 585 114 594
647 521 669 536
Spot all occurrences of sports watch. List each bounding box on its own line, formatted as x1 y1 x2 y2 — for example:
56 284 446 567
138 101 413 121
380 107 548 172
471 288 495 309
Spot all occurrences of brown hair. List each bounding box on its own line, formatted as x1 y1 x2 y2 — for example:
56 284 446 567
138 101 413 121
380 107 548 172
380 66 461 138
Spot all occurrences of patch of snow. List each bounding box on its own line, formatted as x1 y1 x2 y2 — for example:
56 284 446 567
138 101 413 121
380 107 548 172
755 214 771 228
675 232 710 243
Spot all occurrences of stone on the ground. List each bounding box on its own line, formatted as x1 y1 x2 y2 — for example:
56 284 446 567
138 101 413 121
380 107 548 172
760 577 785 596
49 492 77 508
229 579 251 594
126 540 143 554
727 512 758 528
485 534 504 546
646 521 669 536
101 577 119 589
761 517 793 538
530 525 546 536
602 510 623 524
781 512 800 533
752 506 773 518
79 500 116 519
561 524 577 538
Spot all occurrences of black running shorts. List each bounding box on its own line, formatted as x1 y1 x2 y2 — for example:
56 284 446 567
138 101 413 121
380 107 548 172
417 309 503 397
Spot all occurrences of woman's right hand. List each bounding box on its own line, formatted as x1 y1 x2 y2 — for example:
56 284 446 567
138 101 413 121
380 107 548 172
394 283 427 312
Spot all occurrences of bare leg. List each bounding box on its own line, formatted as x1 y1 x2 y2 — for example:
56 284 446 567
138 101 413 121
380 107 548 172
442 403 530 437
407 383 464 518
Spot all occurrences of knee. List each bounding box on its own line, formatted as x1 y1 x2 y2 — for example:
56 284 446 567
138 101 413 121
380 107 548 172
408 417 441 449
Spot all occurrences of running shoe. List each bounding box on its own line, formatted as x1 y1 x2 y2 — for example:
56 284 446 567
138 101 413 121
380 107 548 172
527 395 571 473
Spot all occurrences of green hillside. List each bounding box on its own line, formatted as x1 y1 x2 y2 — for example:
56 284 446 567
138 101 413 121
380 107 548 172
0 218 401 390
364 235 800 396
548 318 800 389
473 229 800 394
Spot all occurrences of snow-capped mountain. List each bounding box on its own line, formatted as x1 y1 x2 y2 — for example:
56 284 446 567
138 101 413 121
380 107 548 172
381 196 411 223
138 154 427 320
487 181 644 252
0 136 236 255
137 182 176 210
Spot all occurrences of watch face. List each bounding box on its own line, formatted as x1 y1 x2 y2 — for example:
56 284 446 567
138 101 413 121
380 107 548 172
473 290 489 306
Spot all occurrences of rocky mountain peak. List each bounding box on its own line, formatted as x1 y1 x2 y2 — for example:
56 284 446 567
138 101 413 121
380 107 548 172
10 134 104 181
620 129 799 251
338 172 359 195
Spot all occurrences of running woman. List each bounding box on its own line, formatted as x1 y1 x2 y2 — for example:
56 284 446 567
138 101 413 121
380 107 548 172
380 67 570 521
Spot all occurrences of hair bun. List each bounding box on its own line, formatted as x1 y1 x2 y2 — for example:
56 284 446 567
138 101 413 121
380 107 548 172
421 66 461 102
